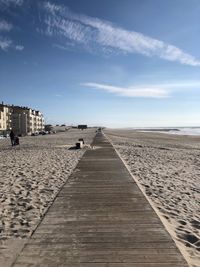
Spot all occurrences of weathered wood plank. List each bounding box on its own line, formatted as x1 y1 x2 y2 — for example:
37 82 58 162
13 132 189 267
14 263 188 267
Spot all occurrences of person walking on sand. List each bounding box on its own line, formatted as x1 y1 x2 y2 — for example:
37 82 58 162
9 130 15 146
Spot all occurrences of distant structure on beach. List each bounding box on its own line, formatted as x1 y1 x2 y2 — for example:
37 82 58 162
0 102 44 136
78 125 87 130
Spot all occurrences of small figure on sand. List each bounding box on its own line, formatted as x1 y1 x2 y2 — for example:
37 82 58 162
9 130 20 146
10 130 15 146
14 136 19 146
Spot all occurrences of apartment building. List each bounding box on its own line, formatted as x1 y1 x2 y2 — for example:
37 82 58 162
11 113 27 136
0 102 45 136
0 103 12 132
12 106 45 135
25 109 44 134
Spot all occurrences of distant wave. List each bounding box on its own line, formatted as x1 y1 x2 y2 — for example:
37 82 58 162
168 128 200 136
139 127 200 136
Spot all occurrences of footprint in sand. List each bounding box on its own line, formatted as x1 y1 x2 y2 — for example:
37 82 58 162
178 219 187 226
191 219 200 230
179 232 200 248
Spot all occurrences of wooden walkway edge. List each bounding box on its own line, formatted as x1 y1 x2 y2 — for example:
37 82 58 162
12 132 189 267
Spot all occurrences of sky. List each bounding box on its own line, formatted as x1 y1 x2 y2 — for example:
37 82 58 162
1 0 200 127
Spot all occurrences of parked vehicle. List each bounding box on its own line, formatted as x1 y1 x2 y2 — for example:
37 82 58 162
31 132 39 136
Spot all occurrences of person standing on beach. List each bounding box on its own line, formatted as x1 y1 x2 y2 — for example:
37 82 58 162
9 130 15 146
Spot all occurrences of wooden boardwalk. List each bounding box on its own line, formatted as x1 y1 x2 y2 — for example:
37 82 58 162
12 132 188 267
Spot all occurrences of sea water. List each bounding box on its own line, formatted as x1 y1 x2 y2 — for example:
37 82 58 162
138 127 200 136
168 127 200 136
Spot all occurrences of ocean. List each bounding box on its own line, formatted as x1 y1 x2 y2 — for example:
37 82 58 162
139 127 200 136
167 127 200 136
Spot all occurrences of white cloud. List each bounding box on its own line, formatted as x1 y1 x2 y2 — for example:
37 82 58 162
0 0 24 7
15 45 24 51
53 43 74 51
0 37 12 51
0 20 13 31
0 3 24 52
42 1 200 66
151 81 200 89
43 2 62 13
0 36 24 51
82 82 169 98
82 80 200 98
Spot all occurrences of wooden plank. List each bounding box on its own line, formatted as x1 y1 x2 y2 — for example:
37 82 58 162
14 263 188 267
13 132 189 267
15 253 184 263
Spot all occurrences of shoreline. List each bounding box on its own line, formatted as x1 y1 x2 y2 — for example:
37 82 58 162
105 127 200 137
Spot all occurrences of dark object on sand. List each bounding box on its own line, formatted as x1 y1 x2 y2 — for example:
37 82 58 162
78 125 87 130
78 138 84 144
76 142 83 149
10 130 15 146
69 139 85 150
14 136 20 146
76 142 81 149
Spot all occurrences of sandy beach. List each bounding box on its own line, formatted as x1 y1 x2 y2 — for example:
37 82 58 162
1 127 199 267
0 128 96 266
105 129 200 267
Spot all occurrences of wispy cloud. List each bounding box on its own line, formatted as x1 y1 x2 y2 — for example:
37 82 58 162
52 42 75 51
82 82 169 98
0 36 24 51
0 0 24 8
42 1 200 66
15 45 24 51
0 18 24 52
0 37 12 51
43 1 62 13
149 81 200 89
0 20 13 32
82 80 200 98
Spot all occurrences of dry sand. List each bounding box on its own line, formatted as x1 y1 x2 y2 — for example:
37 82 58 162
105 129 200 267
0 128 96 266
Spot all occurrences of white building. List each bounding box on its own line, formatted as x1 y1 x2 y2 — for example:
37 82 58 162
0 103 12 132
12 106 45 135
11 113 27 136
0 102 45 136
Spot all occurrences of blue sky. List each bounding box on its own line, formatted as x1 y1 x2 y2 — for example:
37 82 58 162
1 0 200 127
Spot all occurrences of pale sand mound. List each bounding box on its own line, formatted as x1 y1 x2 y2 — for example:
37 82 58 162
105 129 200 267
0 129 96 266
